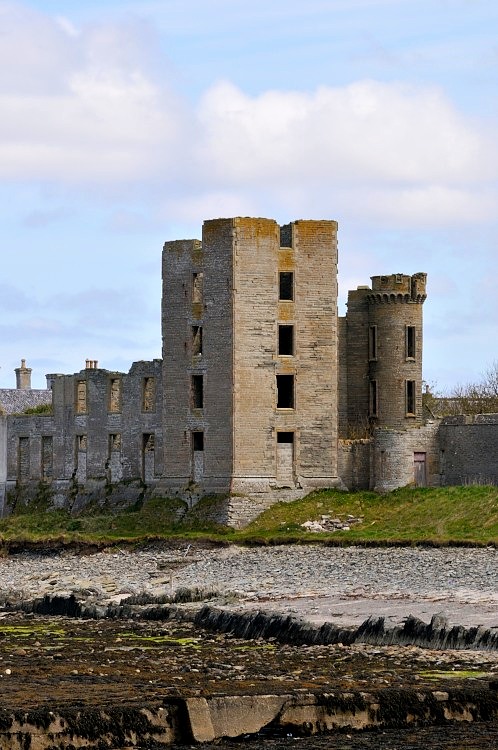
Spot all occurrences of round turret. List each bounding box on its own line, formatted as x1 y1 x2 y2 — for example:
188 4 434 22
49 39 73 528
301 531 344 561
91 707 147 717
367 273 426 429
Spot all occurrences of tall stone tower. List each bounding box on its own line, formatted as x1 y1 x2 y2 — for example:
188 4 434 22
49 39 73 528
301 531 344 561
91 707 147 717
161 217 341 496
339 273 427 436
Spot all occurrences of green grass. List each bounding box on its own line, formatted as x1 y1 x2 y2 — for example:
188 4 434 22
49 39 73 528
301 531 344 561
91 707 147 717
0 487 496 546
240 486 498 545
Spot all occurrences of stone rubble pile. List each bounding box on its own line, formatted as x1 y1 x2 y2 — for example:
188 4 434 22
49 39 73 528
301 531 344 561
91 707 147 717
301 514 363 532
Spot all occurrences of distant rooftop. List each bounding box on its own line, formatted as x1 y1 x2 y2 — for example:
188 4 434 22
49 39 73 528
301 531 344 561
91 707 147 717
0 389 52 416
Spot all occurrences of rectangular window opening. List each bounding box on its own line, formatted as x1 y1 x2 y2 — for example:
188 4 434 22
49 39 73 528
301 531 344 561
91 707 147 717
277 431 294 444
276 374 295 409
279 272 294 301
406 380 416 415
192 272 204 304
76 380 87 414
109 378 121 413
109 433 121 453
192 431 204 451
142 377 156 412
278 325 294 356
192 374 204 409
369 325 377 360
369 380 378 417
192 325 203 356
406 325 416 359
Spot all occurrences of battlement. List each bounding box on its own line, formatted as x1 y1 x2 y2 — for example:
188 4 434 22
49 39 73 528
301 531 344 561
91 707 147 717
368 273 427 304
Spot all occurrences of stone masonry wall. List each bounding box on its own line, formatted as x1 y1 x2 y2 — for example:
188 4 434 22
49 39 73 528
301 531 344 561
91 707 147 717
372 421 440 492
338 439 372 490
439 414 498 486
4 361 163 510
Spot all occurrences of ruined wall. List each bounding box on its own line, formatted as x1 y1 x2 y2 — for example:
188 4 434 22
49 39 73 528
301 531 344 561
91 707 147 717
161 228 234 495
439 414 498 486
161 217 341 499
232 218 340 493
292 220 340 488
4 361 163 510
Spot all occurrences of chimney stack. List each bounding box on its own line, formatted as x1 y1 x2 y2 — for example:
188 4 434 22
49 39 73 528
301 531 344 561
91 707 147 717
15 359 32 390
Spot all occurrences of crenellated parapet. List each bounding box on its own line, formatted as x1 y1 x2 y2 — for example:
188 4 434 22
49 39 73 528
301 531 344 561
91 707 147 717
367 273 427 305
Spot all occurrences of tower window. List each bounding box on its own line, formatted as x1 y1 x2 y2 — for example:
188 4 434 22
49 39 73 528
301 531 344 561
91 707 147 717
406 326 416 359
279 272 294 301
276 374 294 409
406 380 416 415
369 380 378 417
192 374 204 409
369 325 377 360
278 325 294 356
192 325 203 356
192 431 204 451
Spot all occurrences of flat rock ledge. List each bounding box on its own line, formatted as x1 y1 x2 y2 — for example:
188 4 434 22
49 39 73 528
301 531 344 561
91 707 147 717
0 687 497 748
11 594 498 651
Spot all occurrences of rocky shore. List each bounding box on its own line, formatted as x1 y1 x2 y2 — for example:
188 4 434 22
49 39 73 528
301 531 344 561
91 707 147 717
0 543 497 748
0 543 496 628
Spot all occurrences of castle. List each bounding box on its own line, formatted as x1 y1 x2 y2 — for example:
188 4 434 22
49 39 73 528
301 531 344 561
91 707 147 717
1 217 496 524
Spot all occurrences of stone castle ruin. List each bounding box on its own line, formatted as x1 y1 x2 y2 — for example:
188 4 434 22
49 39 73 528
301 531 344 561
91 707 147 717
1 217 496 522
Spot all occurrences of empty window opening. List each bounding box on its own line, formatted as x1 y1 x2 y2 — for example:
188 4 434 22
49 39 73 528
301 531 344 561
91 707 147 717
192 374 204 409
406 380 416 415
279 272 294 301
143 433 155 452
369 325 377 360
369 380 378 417
192 431 204 451
41 436 53 481
18 437 30 481
109 378 121 412
109 433 121 453
192 326 203 356
277 432 294 444
278 325 294 356
277 374 295 409
192 272 204 304
143 377 156 412
406 326 416 359
76 380 87 413
77 434 87 451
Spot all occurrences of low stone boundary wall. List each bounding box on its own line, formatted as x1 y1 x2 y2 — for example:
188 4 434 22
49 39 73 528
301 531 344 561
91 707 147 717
0 687 497 748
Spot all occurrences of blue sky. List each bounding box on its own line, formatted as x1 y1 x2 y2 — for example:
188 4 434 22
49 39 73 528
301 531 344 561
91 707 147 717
0 0 497 390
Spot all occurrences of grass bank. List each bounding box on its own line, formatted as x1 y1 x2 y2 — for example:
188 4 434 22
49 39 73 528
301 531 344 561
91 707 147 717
0 486 497 547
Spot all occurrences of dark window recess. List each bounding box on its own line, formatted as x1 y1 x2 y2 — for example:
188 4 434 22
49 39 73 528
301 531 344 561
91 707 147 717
406 380 416 415
279 272 294 301
192 375 204 409
277 432 294 444
192 431 204 451
369 325 377 360
278 325 294 355
406 326 416 358
369 380 378 416
192 326 203 355
277 374 294 408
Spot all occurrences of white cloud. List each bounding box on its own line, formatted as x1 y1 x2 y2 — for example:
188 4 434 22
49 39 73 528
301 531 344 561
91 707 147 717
0 3 497 229
196 80 494 186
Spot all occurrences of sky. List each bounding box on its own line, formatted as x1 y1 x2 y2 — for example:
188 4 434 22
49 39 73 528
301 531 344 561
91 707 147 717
0 0 497 391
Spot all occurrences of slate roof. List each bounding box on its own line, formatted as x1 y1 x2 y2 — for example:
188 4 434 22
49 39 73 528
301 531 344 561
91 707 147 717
0 389 52 415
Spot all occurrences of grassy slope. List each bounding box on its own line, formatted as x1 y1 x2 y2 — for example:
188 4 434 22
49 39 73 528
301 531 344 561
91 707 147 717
241 486 498 544
0 487 497 546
